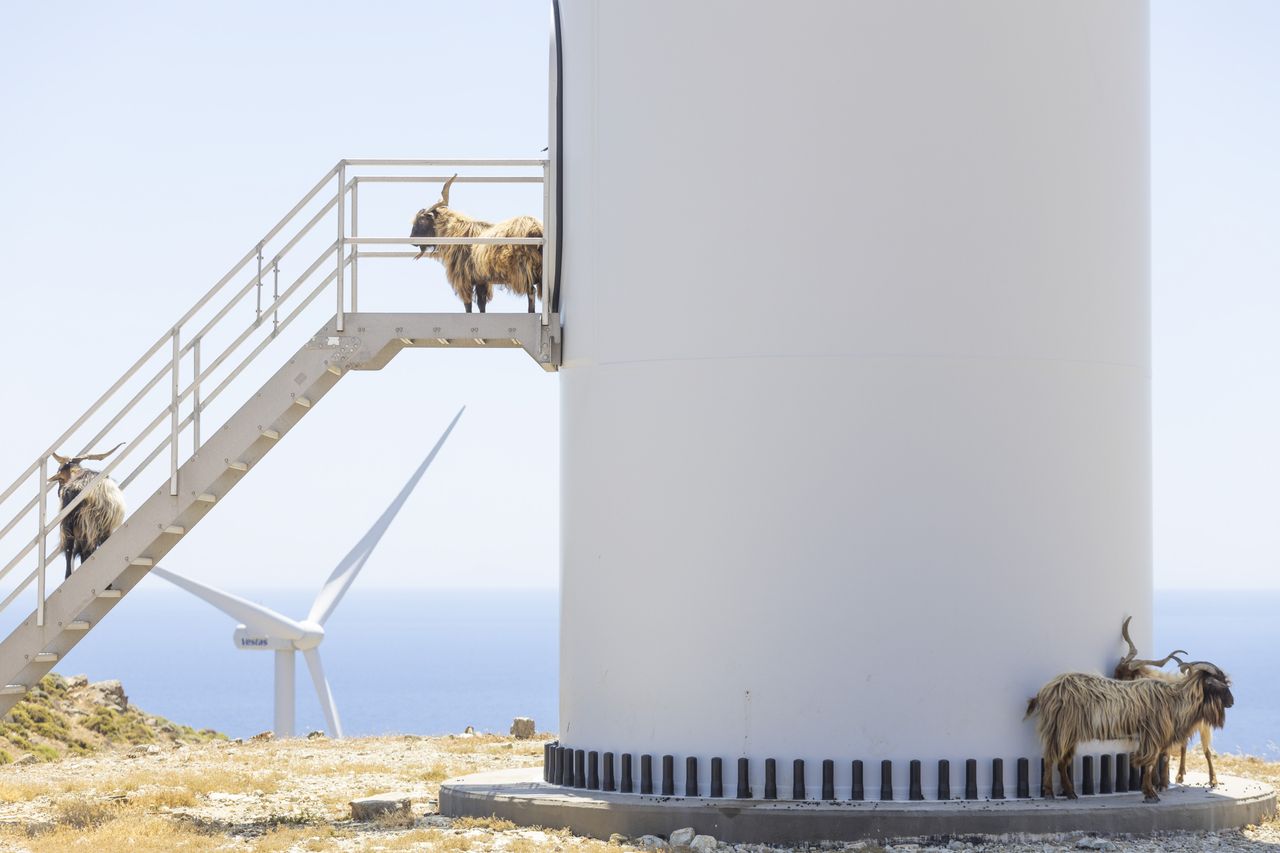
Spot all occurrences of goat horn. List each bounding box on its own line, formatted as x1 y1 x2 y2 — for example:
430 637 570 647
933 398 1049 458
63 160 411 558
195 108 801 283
73 441 125 463
1152 649 1189 667
1127 650 1189 670
1119 616 1138 663
440 174 457 207
51 451 69 465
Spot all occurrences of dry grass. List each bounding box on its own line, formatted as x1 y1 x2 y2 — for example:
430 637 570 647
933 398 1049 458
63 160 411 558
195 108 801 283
113 766 282 797
128 786 198 809
419 761 454 783
250 824 339 852
454 815 518 832
0 780 56 804
1205 751 1280 787
17 812 220 853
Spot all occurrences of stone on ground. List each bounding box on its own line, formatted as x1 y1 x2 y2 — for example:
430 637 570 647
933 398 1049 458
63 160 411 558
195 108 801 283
88 679 128 711
510 716 536 739
349 792 412 821
690 834 717 852
668 827 696 849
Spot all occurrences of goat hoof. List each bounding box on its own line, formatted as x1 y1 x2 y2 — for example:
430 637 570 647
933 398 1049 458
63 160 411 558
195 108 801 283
1144 795 1160 804
1064 792 1079 800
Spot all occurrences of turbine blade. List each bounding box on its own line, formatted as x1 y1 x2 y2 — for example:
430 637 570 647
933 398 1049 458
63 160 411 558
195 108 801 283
307 406 464 625
151 565 308 640
302 647 343 738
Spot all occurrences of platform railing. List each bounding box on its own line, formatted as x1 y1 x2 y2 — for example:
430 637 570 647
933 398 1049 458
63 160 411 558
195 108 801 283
0 157 554 628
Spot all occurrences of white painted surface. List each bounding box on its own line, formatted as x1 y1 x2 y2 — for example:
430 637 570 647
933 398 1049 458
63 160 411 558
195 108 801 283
558 0 1149 798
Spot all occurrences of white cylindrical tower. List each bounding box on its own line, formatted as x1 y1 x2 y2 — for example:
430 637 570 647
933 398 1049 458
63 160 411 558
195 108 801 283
558 0 1149 799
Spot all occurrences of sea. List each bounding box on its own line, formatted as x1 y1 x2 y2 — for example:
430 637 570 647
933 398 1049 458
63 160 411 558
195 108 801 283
32 587 1280 757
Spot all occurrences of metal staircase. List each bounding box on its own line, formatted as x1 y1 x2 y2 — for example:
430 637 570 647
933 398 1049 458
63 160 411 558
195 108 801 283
0 158 559 715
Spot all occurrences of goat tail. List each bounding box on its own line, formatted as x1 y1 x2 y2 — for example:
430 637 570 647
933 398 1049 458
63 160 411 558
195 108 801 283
1025 696 1039 719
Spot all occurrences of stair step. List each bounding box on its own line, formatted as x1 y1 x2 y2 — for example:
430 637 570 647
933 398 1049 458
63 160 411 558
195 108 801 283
164 525 185 535
66 621 90 631
227 461 249 473
294 397 312 408
33 652 57 664
0 684 27 696
327 365 342 376
195 493 217 504
261 428 281 440
97 589 122 599
129 557 154 567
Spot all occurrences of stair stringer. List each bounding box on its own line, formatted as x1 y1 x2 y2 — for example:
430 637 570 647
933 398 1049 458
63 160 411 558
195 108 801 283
0 320 363 713
0 310 552 714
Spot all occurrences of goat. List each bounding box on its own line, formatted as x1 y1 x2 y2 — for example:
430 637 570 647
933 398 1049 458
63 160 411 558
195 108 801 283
409 174 543 313
1025 660 1233 803
1113 616 1218 787
49 443 126 579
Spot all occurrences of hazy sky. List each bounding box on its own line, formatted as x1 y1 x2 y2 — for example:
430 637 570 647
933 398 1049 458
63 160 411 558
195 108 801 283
0 1 1277 592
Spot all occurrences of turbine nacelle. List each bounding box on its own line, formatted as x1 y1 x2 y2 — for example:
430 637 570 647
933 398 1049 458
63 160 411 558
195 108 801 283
232 622 324 652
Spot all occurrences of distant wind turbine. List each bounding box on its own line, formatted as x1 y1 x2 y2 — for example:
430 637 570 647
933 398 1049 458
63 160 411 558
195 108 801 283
151 406 464 738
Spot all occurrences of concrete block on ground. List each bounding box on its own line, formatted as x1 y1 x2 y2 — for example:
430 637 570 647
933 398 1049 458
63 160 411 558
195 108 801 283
350 792 412 821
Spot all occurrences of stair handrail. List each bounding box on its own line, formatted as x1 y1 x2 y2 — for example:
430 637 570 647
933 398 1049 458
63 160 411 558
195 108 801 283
0 157 552 628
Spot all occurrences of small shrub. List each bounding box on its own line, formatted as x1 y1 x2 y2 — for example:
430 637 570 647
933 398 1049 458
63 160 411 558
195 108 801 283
263 809 320 827
54 797 118 830
420 762 451 782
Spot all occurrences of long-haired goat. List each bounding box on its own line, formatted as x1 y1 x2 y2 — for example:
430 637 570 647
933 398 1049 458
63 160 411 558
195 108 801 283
1025 660 1233 803
49 443 126 579
409 174 543 313
1113 616 1218 787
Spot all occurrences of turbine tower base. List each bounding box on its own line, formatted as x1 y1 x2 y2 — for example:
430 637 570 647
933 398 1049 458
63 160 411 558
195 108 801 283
440 768 1275 844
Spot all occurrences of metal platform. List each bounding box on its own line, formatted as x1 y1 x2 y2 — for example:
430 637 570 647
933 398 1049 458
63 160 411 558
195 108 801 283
440 768 1276 844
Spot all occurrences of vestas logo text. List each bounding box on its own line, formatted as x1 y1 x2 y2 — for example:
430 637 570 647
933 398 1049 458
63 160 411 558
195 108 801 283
240 638 269 647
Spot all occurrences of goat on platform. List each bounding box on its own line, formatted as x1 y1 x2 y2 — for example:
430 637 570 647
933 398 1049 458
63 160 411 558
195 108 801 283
409 174 543 313
1026 660 1233 803
1113 616 1218 787
49 443 126 579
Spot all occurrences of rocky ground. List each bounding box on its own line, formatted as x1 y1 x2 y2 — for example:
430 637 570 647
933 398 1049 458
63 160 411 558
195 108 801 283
0 674 220 764
0 678 1276 851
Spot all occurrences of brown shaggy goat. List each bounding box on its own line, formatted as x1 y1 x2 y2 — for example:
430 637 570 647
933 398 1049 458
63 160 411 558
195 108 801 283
1026 661 1233 803
50 443 126 580
409 174 543 313
1113 616 1217 787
